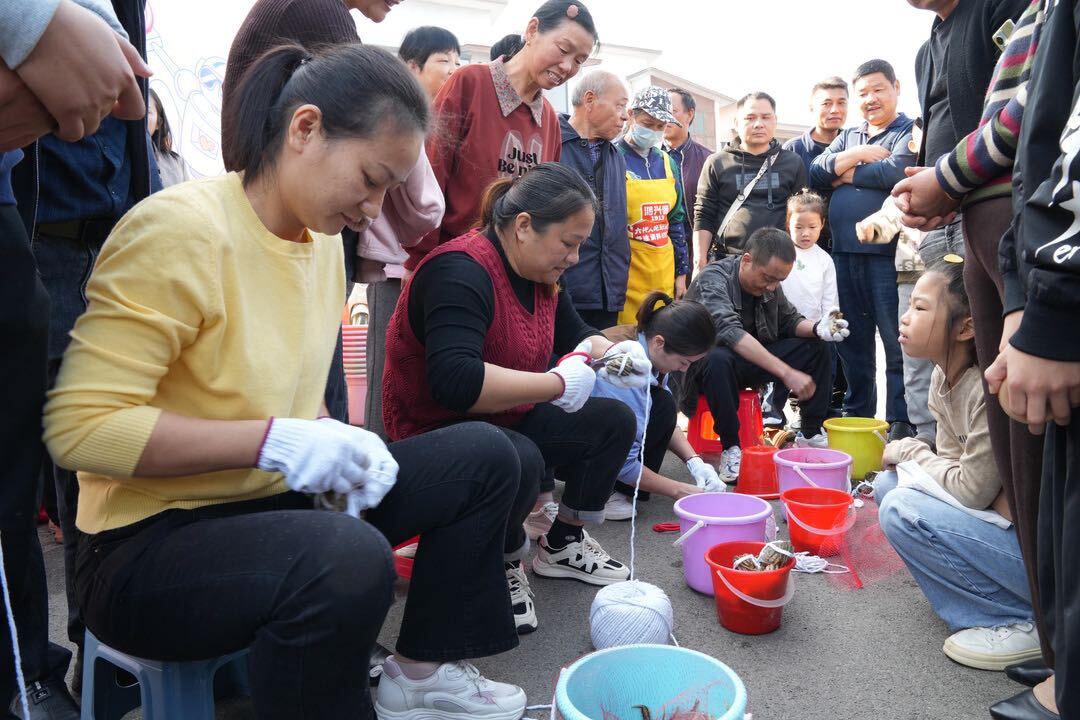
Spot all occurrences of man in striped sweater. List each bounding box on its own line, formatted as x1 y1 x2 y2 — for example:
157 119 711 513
898 0 1026 447
893 3 1057 717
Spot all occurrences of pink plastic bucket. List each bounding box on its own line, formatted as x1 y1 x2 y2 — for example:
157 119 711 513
774 448 853 495
672 493 773 595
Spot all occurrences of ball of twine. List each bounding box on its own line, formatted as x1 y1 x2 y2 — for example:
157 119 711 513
589 580 674 650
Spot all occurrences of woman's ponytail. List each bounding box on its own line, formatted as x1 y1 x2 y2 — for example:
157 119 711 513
635 292 715 357
479 177 515 228
224 44 309 175
478 163 597 234
636 291 674 331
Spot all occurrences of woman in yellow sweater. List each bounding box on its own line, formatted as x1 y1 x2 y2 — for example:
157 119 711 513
43 44 533 720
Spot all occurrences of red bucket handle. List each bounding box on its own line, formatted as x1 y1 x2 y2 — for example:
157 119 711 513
715 568 795 608
785 503 858 537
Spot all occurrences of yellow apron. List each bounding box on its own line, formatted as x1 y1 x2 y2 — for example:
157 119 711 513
618 152 678 325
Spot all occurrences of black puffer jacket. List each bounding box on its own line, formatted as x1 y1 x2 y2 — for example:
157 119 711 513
1003 0 1080 361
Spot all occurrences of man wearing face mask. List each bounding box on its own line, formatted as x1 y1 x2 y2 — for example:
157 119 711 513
694 92 807 270
614 86 690 323
559 70 630 329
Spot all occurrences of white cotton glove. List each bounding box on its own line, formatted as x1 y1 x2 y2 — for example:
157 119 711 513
596 339 653 390
257 418 399 506
687 456 725 493
815 308 850 343
548 351 596 413
345 436 400 513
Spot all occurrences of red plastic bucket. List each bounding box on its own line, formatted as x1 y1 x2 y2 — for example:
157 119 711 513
393 536 420 579
687 390 764 455
735 445 779 499
737 390 764 450
781 487 855 557
706 540 795 635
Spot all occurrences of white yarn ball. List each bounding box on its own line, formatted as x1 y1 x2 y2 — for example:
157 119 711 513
589 580 674 650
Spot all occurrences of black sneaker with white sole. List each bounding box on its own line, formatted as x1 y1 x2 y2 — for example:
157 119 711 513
531 531 629 586
10 678 80 720
505 562 537 634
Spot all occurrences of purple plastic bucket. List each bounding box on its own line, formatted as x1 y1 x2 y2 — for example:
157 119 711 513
774 448 853 495
672 493 773 595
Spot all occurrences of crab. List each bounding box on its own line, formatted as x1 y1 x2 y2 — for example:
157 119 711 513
605 353 635 377
757 540 794 571
827 308 846 336
634 701 713 720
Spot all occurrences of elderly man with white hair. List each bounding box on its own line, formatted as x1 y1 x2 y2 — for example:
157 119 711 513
558 70 631 329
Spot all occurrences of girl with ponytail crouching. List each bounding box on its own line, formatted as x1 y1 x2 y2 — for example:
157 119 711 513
592 292 725 521
382 163 647 635
873 260 1039 673
44 44 533 720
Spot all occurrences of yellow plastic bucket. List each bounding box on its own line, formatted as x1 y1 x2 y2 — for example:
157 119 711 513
823 417 889 479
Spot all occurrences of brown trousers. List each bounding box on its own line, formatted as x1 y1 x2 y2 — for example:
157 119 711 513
962 197 1052 664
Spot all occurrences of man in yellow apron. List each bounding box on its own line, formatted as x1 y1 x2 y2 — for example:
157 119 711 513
614 86 689 325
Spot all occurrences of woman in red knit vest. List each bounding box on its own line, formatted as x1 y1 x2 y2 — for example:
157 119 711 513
384 163 651 634
405 0 598 271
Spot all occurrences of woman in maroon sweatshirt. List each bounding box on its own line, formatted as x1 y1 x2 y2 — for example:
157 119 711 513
384 164 649 634
405 0 599 270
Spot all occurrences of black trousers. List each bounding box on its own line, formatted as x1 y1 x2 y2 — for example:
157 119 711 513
702 338 831 447
576 309 619 333
499 398 636 542
76 422 525 720
1039 421 1079 715
0 206 70 705
614 384 677 501
963 198 1050 662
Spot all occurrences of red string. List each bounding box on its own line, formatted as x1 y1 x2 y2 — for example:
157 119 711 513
652 522 681 533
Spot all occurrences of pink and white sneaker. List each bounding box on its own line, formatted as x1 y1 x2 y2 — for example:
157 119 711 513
375 657 527 720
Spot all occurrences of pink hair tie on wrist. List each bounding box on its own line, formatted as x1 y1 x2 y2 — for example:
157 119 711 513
566 3 579 18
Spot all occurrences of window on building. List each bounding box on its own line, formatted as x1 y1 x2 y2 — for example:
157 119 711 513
689 114 705 137
548 84 569 115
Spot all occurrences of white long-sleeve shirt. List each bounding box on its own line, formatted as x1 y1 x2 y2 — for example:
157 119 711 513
780 243 838 324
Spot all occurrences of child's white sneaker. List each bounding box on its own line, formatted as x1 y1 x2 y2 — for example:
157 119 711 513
942 622 1042 671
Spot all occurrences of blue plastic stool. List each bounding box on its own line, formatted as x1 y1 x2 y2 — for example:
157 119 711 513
80 631 251 720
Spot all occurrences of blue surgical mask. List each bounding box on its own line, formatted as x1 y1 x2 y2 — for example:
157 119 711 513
630 124 663 149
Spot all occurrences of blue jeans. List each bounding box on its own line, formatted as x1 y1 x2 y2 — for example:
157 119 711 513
874 471 1033 631
834 253 908 423
33 231 100 658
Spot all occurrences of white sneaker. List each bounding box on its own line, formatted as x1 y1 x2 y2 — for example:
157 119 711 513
942 622 1042 671
795 432 829 449
375 657 527 720
394 542 418 559
505 562 537 634
523 501 558 541
532 530 630 586
604 492 636 521
719 446 742 484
